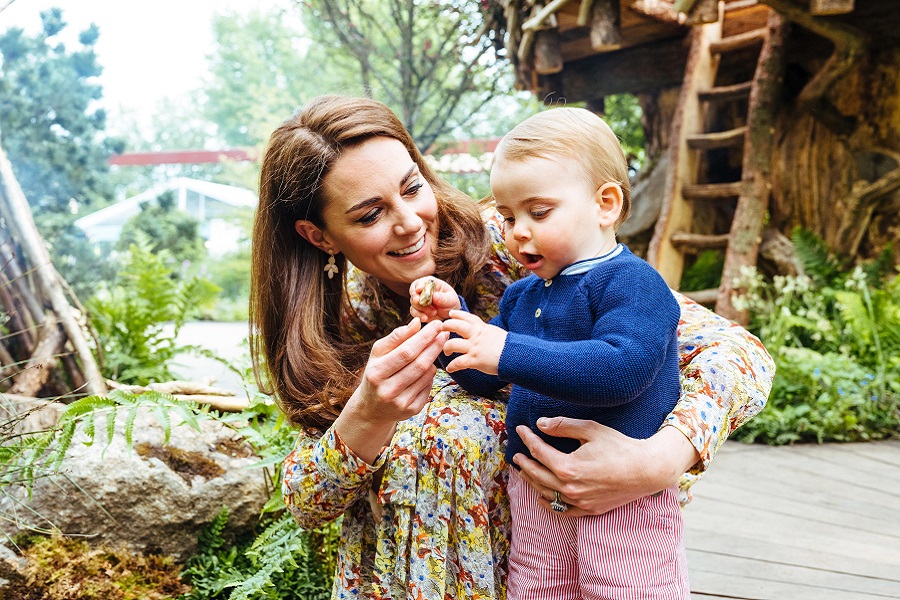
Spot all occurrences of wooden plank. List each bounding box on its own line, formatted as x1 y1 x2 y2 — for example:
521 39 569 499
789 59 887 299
698 81 753 102
683 181 743 200
686 530 900 582
670 232 731 250
688 563 897 600
832 440 900 468
710 27 766 54
682 288 719 305
686 125 748 149
560 35 690 99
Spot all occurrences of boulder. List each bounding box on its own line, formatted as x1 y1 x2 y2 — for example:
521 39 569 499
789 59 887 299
2 405 268 559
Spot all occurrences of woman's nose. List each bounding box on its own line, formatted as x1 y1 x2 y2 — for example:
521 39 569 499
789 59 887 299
393 202 422 235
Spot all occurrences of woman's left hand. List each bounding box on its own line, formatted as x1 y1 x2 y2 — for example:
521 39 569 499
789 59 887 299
512 418 699 516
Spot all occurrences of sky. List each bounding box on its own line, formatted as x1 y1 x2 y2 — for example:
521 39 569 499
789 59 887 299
0 0 284 133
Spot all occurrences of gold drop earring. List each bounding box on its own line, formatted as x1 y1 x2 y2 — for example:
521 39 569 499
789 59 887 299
324 250 339 279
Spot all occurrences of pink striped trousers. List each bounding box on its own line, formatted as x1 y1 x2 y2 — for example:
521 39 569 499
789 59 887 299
507 469 689 600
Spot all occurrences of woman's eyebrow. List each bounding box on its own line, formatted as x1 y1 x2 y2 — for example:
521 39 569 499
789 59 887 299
344 165 419 214
399 164 417 185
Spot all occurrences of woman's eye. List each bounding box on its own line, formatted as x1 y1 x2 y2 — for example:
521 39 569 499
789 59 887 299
403 181 424 197
357 208 382 224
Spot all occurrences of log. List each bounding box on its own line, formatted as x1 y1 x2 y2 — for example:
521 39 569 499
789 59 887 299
759 227 801 276
534 29 565 74
590 0 622 52
0 139 106 395
716 12 788 323
629 0 681 25
8 314 65 396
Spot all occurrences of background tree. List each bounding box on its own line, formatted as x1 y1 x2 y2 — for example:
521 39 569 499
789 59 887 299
0 8 122 298
116 191 206 271
300 0 509 149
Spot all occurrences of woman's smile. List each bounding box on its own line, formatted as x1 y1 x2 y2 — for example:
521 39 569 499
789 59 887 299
390 236 426 257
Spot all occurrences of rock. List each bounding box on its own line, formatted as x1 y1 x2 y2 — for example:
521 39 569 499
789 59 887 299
2 407 268 559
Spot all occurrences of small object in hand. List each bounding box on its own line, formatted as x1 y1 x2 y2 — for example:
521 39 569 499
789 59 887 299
419 279 436 307
551 490 568 513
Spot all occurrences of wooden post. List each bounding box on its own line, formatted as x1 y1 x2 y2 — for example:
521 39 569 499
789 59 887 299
590 0 622 52
716 12 787 323
0 139 107 396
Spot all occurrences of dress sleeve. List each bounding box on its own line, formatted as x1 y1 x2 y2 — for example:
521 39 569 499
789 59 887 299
664 292 775 474
282 423 388 529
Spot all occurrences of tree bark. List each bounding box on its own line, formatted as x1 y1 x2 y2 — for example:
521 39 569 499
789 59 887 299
716 12 788 323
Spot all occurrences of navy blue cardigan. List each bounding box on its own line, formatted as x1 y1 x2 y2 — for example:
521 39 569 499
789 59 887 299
442 245 681 465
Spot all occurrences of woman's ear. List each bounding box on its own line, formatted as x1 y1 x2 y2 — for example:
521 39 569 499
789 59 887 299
594 182 624 228
295 220 338 254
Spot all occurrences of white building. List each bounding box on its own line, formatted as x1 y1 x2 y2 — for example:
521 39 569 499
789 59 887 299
75 178 256 257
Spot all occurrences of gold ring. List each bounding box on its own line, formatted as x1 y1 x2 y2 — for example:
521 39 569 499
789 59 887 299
550 490 568 513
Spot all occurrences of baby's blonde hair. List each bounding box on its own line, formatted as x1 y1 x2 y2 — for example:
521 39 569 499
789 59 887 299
493 107 631 227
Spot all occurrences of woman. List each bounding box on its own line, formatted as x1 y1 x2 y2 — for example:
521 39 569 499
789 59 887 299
251 95 774 600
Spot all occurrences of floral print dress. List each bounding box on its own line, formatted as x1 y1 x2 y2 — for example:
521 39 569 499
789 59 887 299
282 210 775 600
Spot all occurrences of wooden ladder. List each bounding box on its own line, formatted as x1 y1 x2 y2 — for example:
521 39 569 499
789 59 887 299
648 0 781 322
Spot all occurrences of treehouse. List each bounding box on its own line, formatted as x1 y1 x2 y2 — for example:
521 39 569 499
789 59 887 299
488 0 900 322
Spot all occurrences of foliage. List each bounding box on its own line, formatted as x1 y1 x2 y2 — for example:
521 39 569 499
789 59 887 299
732 228 900 444
88 235 219 385
205 8 315 149
117 191 207 269
679 250 724 293
301 0 509 149
16 533 188 600
0 8 123 298
178 510 338 600
602 94 647 172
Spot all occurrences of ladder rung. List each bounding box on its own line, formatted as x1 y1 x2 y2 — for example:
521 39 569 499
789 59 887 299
710 28 767 55
683 288 719 305
698 81 753 102
682 182 742 201
670 233 730 250
724 0 760 12
687 126 748 150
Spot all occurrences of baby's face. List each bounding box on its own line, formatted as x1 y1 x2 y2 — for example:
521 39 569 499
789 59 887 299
490 155 621 279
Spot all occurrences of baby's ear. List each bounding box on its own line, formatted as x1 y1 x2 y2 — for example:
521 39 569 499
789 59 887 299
594 183 623 228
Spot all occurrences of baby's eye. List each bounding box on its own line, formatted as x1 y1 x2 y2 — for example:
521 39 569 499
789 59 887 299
531 208 550 219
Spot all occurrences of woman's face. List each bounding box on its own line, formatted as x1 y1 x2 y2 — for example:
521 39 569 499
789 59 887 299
315 137 439 297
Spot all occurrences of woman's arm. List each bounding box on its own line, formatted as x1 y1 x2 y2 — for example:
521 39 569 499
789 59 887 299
282 318 450 528
513 292 775 514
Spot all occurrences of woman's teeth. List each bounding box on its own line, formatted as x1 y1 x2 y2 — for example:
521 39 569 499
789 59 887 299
392 237 425 256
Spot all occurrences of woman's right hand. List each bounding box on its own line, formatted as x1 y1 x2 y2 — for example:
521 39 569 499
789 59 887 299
334 317 449 464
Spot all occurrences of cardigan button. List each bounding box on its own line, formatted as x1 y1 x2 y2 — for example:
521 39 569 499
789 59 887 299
544 279 552 287
535 308 542 318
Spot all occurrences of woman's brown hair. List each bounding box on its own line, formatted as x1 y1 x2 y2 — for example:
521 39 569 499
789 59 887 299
250 95 490 431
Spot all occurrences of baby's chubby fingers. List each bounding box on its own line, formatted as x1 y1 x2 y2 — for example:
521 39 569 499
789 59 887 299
441 310 481 337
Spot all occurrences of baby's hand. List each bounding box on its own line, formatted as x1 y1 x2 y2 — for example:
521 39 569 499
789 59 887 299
441 310 506 375
409 277 460 322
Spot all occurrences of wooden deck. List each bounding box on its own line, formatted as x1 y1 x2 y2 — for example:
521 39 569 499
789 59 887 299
685 439 900 599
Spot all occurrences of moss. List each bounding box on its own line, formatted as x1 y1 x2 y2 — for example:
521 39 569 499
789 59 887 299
135 442 225 483
15 534 189 600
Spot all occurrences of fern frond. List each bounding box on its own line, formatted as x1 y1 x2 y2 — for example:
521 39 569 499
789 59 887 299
791 227 845 286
